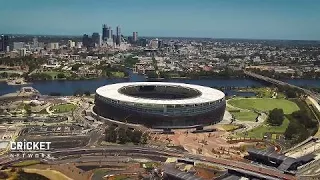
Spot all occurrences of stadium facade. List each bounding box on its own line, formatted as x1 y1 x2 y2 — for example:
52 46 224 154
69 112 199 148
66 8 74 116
94 82 226 129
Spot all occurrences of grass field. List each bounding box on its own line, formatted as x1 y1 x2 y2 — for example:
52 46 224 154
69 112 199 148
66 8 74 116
24 168 72 180
239 118 290 139
13 160 40 167
231 111 258 121
111 71 125 78
228 98 299 114
50 103 77 113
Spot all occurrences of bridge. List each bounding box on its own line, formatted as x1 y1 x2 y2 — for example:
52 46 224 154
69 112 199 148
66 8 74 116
244 71 320 103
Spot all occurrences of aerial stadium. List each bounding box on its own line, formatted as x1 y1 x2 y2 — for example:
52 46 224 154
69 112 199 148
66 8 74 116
93 82 226 129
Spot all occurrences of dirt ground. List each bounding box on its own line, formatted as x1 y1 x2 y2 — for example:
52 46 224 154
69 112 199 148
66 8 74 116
151 125 252 160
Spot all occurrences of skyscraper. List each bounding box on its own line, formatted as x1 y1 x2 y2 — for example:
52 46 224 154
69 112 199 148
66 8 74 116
107 26 112 39
133 32 138 42
92 33 100 47
102 24 108 41
82 34 91 48
116 26 121 45
0 35 9 52
110 29 113 40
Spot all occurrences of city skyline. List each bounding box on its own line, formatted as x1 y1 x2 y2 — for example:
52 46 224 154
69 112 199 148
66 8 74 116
1 0 320 40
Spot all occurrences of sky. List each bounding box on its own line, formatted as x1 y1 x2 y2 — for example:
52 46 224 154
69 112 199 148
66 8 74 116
1 0 320 40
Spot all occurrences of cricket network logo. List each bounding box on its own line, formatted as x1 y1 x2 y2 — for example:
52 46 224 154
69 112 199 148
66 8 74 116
9 139 52 159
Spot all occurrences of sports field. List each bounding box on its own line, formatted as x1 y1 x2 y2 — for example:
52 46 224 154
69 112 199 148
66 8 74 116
50 103 77 113
228 98 299 114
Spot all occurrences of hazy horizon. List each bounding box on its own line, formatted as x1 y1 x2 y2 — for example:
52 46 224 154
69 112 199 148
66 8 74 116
1 0 320 40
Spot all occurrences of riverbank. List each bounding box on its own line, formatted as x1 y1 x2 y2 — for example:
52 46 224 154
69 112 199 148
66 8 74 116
6 78 32 86
0 70 319 96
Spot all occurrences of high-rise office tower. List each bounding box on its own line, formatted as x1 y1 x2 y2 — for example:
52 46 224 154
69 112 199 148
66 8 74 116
102 24 108 41
116 26 121 45
107 26 112 39
0 35 9 52
133 32 138 42
112 35 117 44
92 33 100 47
82 34 91 48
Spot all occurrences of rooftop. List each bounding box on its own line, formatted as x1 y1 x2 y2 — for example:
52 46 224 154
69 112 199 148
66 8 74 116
96 82 225 105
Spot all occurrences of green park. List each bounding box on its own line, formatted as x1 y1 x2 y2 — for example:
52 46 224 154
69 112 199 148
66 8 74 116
227 96 304 140
49 103 77 113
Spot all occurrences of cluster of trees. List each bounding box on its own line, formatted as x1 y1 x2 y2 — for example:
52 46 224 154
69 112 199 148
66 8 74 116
27 73 52 81
105 126 148 144
71 64 83 71
27 72 69 81
284 100 318 143
156 69 245 79
123 55 139 68
284 110 317 143
185 69 245 79
267 108 285 126
73 89 91 96
96 62 128 78
0 72 21 78
248 68 320 79
0 56 47 73
277 85 304 98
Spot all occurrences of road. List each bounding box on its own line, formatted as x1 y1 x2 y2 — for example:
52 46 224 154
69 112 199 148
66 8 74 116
0 146 296 180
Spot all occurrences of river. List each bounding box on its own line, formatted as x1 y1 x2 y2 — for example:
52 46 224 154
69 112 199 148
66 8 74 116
0 71 319 96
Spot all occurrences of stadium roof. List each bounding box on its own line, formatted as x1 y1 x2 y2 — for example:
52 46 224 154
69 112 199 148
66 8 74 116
96 82 225 105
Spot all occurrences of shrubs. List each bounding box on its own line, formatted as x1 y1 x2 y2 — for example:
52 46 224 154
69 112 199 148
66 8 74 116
105 126 148 144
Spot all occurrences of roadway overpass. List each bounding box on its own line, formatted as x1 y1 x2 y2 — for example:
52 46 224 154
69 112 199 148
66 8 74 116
244 71 320 103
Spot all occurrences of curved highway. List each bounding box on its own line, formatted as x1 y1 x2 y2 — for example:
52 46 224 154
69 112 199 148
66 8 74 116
1 146 296 180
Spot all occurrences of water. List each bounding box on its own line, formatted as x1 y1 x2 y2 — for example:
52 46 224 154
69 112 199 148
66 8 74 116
0 71 319 96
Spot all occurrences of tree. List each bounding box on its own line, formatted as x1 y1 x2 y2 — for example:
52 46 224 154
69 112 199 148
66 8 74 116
71 64 82 71
57 73 66 79
126 129 134 142
105 126 117 143
118 127 127 144
141 132 149 144
84 91 91 96
267 108 284 126
131 130 143 144
74 89 83 96
286 88 297 98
